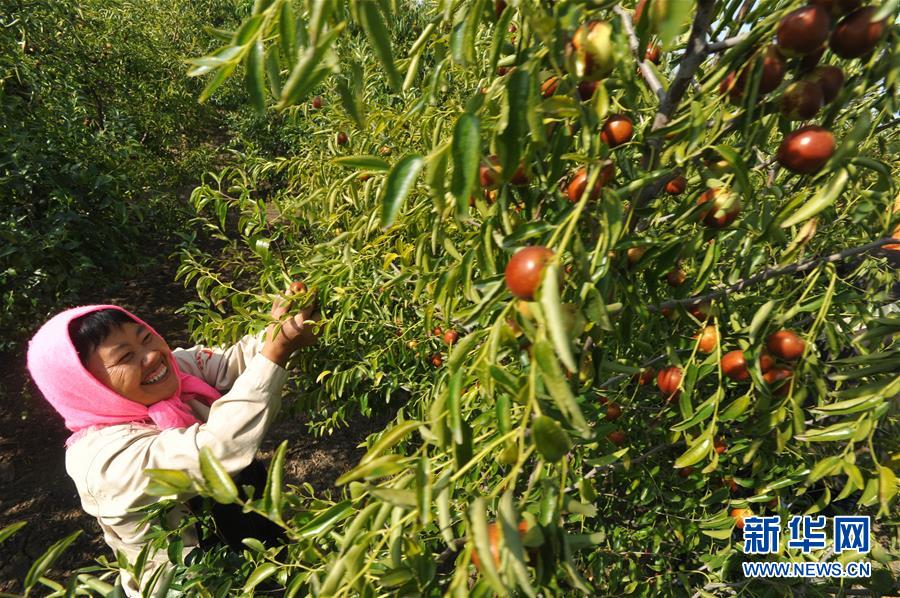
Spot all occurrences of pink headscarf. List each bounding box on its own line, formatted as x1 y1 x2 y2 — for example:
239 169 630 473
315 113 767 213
26 305 222 448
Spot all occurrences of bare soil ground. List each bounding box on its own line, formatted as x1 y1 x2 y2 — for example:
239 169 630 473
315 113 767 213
0 233 387 592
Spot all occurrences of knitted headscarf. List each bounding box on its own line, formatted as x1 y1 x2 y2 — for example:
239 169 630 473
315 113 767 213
26 305 222 447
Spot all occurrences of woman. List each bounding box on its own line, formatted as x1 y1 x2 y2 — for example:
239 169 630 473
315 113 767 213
26 286 318 596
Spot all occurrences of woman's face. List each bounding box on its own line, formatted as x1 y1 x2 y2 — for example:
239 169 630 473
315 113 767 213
84 322 178 406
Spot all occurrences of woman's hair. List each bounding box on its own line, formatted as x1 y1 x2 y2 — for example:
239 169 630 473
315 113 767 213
69 309 137 367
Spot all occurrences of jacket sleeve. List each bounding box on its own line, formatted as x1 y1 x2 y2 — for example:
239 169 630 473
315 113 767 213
72 352 288 511
171 329 267 392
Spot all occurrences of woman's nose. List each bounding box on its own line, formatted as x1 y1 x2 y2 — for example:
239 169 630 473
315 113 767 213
143 349 164 367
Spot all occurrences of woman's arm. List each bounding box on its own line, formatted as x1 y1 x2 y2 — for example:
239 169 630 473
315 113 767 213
171 330 266 392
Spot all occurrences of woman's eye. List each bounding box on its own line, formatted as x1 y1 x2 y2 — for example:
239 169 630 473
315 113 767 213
119 352 133 364
142 334 151 344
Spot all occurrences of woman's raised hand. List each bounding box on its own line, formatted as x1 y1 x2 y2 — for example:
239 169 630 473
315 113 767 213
261 282 321 367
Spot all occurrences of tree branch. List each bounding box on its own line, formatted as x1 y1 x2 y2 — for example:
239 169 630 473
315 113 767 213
706 34 749 53
649 238 898 313
626 0 717 231
564 443 673 494
613 5 664 101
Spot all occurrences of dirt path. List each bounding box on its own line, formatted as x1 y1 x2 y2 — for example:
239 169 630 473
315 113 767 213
0 233 386 591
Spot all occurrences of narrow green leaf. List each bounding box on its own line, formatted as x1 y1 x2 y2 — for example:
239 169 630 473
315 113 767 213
279 1 297 67
278 24 345 108
489 8 515 73
198 63 237 103
469 498 508 595
361 420 421 465
296 501 353 538
461 0 487 65
233 15 264 45
436 481 455 545
532 415 572 462
263 441 287 521
199 446 238 504
0 521 26 544
533 339 589 434
243 563 279 592
795 421 858 442
358 1 401 90
333 155 390 170
144 469 193 496
781 169 849 228
499 491 536 598
416 455 433 526
265 48 282 97
674 435 712 468
450 113 480 217
335 454 406 485
24 531 82 591
245 40 266 113
497 70 530 180
540 263 576 372
380 155 424 228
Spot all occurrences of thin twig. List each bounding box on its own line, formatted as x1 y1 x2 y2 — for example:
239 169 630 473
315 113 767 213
649 238 897 313
706 34 749 53
564 443 673 494
613 5 665 101
626 0 718 232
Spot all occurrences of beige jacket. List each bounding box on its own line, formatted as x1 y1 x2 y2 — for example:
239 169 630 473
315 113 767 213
64 330 287 597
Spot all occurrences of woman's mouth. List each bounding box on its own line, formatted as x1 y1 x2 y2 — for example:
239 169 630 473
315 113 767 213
142 363 169 385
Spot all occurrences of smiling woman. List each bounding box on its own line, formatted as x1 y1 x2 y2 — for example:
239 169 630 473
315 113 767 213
26 295 319 597
70 310 181 407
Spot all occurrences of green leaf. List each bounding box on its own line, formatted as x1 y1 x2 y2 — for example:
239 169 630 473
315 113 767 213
333 155 390 170
296 501 353 538
497 70 530 180
336 454 407 485
877 465 897 517
811 394 886 416
806 455 843 484
469 498 507 595
265 48 281 97
436 480 455 545
199 446 239 504
244 563 279 592
380 154 424 228
144 469 193 496
244 40 266 113
532 415 572 462
361 420 421 465
263 440 287 521
533 339 589 434
233 15 264 45
0 521 26 544
795 421 858 442
781 169 849 228
448 369 464 445
198 63 237 103
450 113 480 217
748 300 775 344
358 1 401 90
24 531 81 591
540 263 577 373
461 0 487 65
674 435 712 468
279 1 297 67
278 24 345 108
499 491 536 598
490 6 515 73
416 455 433 526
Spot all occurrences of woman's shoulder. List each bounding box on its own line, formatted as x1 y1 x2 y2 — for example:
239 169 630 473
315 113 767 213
66 422 159 457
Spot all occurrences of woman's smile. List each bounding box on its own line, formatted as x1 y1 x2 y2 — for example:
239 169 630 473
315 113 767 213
84 322 179 405
142 362 169 385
